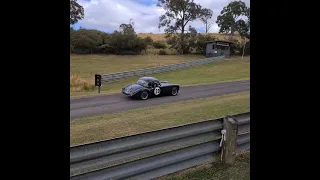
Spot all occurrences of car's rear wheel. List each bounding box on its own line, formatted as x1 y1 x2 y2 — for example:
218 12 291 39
140 91 149 100
171 87 178 96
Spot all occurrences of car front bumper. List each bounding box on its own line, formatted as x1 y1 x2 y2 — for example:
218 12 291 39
122 90 132 96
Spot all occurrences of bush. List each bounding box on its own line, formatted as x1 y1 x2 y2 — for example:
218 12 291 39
70 29 103 50
107 30 147 54
243 40 250 55
70 74 95 92
144 36 153 45
231 40 250 56
71 22 148 55
153 41 166 49
115 51 138 55
158 49 167 55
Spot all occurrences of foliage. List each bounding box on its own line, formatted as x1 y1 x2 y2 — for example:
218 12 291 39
153 41 167 49
144 36 154 45
216 1 250 40
243 40 250 55
228 39 250 56
70 29 103 50
200 8 213 33
70 0 84 25
165 26 216 54
157 0 211 54
106 22 147 54
70 20 147 54
158 49 168 55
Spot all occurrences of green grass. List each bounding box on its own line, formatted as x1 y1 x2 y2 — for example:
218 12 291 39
158 152 250 180
70 91 250 146
70 56 250 97
70 54 206 80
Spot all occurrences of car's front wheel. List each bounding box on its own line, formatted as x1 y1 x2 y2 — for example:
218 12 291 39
140 91 149 100
171 87 178 96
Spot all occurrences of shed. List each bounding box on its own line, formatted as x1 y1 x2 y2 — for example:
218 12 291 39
205 40 233 58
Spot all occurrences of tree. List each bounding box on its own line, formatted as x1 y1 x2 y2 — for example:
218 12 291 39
165 25 198 54
108 21 147 54
70 0 84 25
200 8 213 33
70 27 76 50
157 0 211 54
70 29 102 51
119 23 135 35
216 1 249 41
244 7 250 39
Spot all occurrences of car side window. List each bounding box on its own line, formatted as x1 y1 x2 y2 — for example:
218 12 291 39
153 81 159 87
151 82 158 88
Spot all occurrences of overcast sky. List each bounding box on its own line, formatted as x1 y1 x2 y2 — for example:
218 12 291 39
72 0 250 33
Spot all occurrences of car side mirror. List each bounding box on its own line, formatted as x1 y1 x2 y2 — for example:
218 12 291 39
148 82 152 87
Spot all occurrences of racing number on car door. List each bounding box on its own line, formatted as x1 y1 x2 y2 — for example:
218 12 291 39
154 87 161 95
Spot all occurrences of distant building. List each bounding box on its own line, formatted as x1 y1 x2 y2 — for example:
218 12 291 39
205 40 233 58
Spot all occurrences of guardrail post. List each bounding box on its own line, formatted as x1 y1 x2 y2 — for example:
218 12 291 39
221 115 239 165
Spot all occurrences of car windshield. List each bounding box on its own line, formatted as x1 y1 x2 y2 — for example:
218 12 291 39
136 79 149 87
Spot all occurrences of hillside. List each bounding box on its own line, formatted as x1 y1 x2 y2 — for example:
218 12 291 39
137 33 245 43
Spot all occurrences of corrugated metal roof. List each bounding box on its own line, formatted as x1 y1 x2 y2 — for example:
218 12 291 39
205 40 234 44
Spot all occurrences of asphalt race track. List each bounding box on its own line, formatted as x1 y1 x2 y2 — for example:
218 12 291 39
70 80 250 120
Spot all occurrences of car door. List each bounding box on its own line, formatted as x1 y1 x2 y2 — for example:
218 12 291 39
147 81 156 96
149 81 161 96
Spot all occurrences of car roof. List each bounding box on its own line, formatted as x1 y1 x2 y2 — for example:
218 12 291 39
139 77 158 81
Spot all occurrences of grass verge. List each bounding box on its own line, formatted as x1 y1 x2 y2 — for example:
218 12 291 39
70 54 206 80
70 91 250 146
158 152 250 180
70 56 250 97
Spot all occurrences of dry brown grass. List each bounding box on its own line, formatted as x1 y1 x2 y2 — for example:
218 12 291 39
138 33 245 43
70 74 95 92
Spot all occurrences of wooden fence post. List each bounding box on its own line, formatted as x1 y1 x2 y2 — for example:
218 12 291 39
221 115 239 165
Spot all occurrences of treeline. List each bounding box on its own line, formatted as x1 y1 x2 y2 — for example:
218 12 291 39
70 24 249 56
70 0 250 56
70 23 147 55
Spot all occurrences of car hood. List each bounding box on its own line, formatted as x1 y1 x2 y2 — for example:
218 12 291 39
123 84 144 92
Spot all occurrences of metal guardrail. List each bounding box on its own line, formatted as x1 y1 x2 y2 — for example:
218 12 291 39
70 112 250 179
101 56 226 83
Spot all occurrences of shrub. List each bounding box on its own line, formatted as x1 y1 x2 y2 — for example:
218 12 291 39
153 41 166 49
70 74 95 92
144 36 153 45
158 49 167 55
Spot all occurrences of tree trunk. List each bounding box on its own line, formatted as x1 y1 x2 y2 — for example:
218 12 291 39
229 26 235 41
242 38 246 59
205 22 208 33
181 26 185 55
